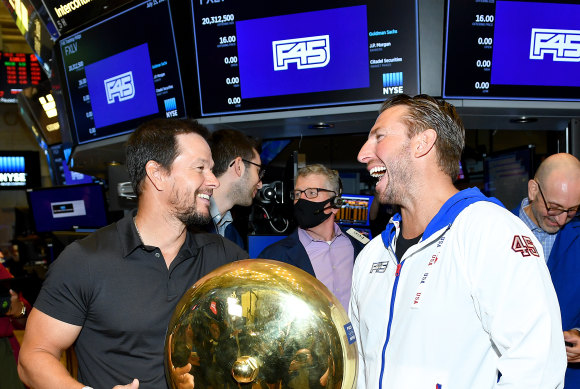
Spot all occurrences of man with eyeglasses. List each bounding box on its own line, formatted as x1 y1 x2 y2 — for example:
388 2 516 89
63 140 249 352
205 129 263 250
258 164 366 311
513 152 580 388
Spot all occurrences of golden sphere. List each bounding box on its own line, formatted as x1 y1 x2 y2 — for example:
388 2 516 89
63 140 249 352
165 259 358 388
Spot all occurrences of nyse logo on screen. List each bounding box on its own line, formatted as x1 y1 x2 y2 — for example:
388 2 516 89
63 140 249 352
104 71 136 104
272 35 330 71
530 28 580 62
383 72 403 95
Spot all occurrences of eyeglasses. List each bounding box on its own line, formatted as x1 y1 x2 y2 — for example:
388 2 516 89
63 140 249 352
535 180 579 217
290 188 336 200
229 158 266 180
242 159 266 180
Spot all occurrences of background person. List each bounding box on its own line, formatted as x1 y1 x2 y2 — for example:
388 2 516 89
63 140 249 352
0 262 29 389
259 164 366 311
513 152 580 388
18 119 248 389
206 129 264 250
351 94 566 388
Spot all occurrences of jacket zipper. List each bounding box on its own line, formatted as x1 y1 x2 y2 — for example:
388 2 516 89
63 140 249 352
379 261 403 389
377 225 450 388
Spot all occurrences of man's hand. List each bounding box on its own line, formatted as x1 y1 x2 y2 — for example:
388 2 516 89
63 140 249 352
113 378 139 388
564 329 580 363
173 364 194 389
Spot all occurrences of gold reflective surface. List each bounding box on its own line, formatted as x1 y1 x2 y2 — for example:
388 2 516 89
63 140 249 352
165 259 358 388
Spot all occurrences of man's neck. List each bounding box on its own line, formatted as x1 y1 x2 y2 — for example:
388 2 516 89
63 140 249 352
304 217 336 242
399 183 459 239
211 184 234 217
523 203 540 228
134 206 187 268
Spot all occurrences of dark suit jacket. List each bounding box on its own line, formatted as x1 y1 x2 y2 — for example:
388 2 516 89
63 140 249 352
257 226 366 277
201 222 245 251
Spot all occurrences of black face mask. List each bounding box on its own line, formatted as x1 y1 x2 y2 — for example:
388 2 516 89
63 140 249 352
293 198 333 229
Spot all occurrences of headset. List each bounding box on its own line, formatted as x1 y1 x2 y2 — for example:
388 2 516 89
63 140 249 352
311 175 344 214
330 176 344 209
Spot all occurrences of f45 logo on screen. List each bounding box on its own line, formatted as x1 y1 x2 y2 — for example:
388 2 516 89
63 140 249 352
511 235 540 257
272 35 330 71
104 71 135 104
530 28 580 62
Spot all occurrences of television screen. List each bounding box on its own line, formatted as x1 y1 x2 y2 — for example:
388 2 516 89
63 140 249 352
484 145 535 210
191 0 420 117
336 194 373 227
56 0 187 145
46 144 94 186
41 0 134 35
0 52 44 103
27 183 108 232
443 0 580 101
0 150 41 189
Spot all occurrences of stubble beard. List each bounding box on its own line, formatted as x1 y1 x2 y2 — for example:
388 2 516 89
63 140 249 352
531 202 561 234
378 142 414 206
232 173 255 207
170 186 212 228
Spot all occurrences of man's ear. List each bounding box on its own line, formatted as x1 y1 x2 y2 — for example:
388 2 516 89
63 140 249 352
413 128 437 158
527 179 538 201
145 160 167 191
231 157 244 178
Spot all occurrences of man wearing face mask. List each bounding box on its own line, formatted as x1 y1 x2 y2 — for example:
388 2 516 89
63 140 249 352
258 164 366 310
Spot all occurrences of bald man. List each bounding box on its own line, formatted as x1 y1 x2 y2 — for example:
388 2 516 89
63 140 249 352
514 153 580 388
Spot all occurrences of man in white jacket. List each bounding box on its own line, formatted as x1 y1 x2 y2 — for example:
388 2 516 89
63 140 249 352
350 94 566 388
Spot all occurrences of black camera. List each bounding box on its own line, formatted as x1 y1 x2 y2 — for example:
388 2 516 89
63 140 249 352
255 181 285 205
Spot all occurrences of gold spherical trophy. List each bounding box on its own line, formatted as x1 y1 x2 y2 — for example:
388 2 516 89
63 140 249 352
165 259 358 388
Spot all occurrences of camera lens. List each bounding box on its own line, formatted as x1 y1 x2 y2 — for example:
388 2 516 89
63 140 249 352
263 187 275 201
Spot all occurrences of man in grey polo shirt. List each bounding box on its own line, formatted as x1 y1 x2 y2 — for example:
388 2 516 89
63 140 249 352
18 119 248 389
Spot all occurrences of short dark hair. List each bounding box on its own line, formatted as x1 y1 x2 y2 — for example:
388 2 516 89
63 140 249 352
126 118 210 197
209 129 260 177
380 94 465 179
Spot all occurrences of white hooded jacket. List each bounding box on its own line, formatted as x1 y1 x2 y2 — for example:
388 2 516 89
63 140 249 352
349 188 566 389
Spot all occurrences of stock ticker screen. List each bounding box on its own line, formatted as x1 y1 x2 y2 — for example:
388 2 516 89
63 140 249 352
0 52 43 103
57 0 186 144
191 0 420 116
443 0 580 101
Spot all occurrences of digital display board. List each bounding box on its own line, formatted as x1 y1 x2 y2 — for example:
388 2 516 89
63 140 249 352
41 0 133 34
443 0 580 101
56 0 187 144
191 0 420 117
336 194 373 227
0 150 41 189
0 52 43 103
46 144 93 186
1 0 58 75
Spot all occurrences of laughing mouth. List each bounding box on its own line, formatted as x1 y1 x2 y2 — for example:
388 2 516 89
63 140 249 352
370 166 386 180
197 193 211 200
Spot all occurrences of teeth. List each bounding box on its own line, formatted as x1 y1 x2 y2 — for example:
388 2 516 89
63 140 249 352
370 166 386 178
197 193 210 200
